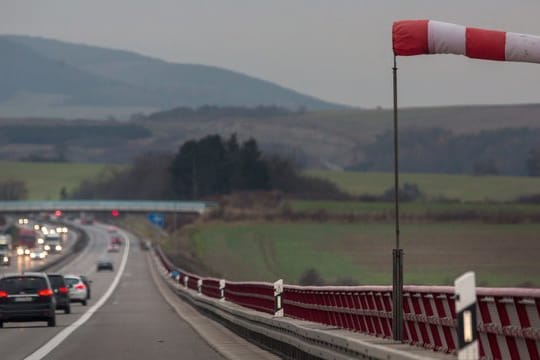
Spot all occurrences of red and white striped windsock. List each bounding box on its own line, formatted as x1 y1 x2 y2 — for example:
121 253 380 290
392 20 540 64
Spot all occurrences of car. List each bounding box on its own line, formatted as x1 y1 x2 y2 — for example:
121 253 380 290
107 244 120 253
96 259 114 272
46 274 70 314
0 272 56 327
64 275 88 306
79 275 92 300
29 248 48 260
110 236 122 246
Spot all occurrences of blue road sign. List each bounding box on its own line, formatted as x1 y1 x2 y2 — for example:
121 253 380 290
147 212 164 228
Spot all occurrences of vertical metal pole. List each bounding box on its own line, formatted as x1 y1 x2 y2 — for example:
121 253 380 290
392 56 404 341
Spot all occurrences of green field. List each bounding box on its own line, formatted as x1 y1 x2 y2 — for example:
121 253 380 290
0 160 125 200
289 200 540 216
180 221 540 287
306 170 540 202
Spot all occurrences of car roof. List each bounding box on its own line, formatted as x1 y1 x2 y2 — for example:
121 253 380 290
46 273 64 277
0 272 48 279
63 274 82 279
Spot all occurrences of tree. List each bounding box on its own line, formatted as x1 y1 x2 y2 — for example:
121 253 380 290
0 180 28 200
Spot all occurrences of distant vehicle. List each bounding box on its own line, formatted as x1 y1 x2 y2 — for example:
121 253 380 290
64 275 88 306
0 272 57 328
79 275 92 300
46 274 70 314
110 235 122 246
96 259 114 272
107 226 117 233
29 248 48 260
0 235 12 266
80 213 94 225
107 244 120 253
14 227 37 256
43 233 62 253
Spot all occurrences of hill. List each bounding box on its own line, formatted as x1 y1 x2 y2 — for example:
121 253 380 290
0 35 342 119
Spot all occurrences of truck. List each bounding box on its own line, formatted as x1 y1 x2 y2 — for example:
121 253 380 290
14 227 37 256
43 232 63 253
0 234 12 266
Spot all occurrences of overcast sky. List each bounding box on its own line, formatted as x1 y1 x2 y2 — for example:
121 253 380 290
2 0 539 108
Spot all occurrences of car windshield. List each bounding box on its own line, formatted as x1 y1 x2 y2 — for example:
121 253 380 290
0 277 47 293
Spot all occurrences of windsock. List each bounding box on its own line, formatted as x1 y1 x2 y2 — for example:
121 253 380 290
393 20 540 64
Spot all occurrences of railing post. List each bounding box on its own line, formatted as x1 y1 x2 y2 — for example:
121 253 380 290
197 279 203 295
274 279 284 317
219 279 226 301
184 275 189 288
455 272 478 360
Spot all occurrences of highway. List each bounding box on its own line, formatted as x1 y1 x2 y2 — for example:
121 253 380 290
0 222 224 360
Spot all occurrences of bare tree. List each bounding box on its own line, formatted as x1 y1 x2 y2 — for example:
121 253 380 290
0 180 28 200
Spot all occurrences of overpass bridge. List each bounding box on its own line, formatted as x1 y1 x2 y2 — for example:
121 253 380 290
0 200 215 214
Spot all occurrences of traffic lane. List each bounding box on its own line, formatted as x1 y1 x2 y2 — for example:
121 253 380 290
4 225 78 273
45 230 223 360
0 224 121 360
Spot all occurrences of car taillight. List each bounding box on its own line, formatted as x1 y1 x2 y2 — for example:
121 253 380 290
75 284 86 290
38 289 53 297
0 290 8 298
59 287 68 294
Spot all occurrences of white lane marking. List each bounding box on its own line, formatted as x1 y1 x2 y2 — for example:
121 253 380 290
24 232 130 360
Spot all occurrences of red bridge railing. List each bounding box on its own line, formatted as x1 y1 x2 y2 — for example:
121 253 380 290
155 245 540 359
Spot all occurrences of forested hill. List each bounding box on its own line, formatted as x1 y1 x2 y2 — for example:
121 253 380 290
0 35 343 119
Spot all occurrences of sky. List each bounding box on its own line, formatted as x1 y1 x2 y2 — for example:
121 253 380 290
2 0 540 108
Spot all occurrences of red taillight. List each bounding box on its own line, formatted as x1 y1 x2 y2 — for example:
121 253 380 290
75 284 86 290
38 289 53 297
0 290 8 298
59 287 68 294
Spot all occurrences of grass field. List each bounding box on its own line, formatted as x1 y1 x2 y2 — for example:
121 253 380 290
289 200 540 216
306 170 540 202
181 221 540 287
0 160 125 200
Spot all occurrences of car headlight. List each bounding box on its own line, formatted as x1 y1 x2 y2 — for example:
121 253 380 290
44 245 50 251
30 253 36 258
39 252 47 259
62 227 68 233
2 256 8 263
55 245 62 251
38 238 44 244
24 249 30 255
17 248 24 256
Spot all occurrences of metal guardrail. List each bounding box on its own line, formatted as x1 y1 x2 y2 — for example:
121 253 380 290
0 200 215 214
155 246 540 359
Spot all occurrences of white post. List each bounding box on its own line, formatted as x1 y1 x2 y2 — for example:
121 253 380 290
197 279 202 295
273 279 284 317
455 272 478 360
219 279 226 301
184 276 189 288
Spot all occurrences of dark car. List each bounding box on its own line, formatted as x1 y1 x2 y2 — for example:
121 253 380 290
0 272 56 327
46 274 71 314
79 275 92 300
96 259 113 272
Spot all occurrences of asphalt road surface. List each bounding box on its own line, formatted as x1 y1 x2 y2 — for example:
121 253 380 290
1 222 223 360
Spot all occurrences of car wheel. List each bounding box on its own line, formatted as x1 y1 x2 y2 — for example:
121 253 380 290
48 317 56 327
82 300 87 306
64 305 71 314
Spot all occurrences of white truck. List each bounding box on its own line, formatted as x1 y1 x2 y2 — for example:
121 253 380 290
0 234 12 266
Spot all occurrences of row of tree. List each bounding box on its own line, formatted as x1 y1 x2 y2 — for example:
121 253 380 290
348 127 540 176
70 134 345 200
